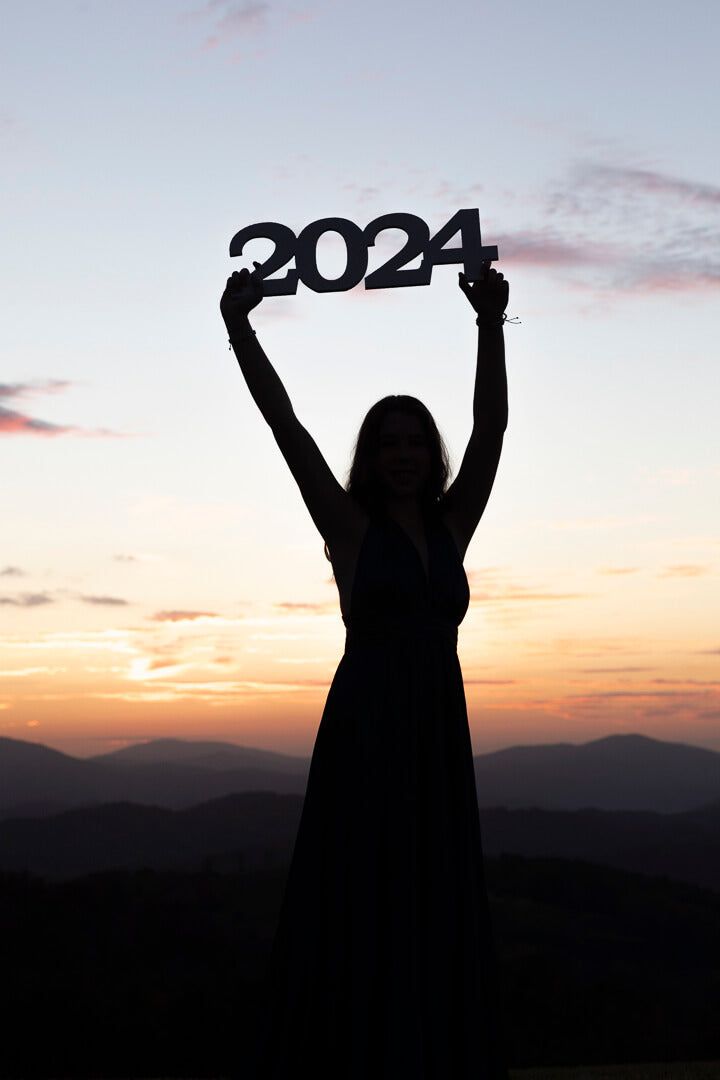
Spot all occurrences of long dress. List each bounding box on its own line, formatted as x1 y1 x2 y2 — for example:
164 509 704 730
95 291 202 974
253 503 509 1079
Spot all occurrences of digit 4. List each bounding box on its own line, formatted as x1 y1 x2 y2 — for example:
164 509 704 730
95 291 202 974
422 209 498 282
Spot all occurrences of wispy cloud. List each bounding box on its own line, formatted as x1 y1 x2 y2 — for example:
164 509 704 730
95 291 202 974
342 183 382 205
531 160 720 293
0 566 25 577
275 655 333 664
149 610 221 622
597 566 641 576
577 665 654 674
113 553 162 564
492 230 615 269
0 592 54 607
79 594 131 607
467 567 589 604
0 666 66 678
523 635 644 658
183 0 315 56
525 514 657 532
3 589 152 608
567 687 717 700
0 380 131 438
0 629 139 653
205 0 269 47
358 159 720 296
559 684 720 733
273 600 335 613
182 0 270 50
657 564 713 578
581 164 720 209
652 677 720 686
146 656 187 673
640 465 720 487
463 676 517 686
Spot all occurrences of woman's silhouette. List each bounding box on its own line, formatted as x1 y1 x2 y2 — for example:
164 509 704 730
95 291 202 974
221 261 510 1079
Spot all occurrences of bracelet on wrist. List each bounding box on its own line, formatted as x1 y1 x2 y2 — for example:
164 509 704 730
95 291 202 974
476 312 521 328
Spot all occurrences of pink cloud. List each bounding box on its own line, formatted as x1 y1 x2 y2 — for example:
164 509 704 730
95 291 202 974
493 230 618 268
331 157 719 296
536 159 720 293
0 380 132 438
406 159 720 296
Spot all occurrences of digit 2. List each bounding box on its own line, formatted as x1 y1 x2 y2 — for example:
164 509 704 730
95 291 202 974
228 221 299 296
363 213 431 289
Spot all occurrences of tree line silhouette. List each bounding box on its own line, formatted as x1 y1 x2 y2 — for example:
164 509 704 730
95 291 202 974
2 853 719 1078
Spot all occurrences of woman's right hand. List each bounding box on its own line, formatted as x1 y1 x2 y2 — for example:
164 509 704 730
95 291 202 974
220 261 264 330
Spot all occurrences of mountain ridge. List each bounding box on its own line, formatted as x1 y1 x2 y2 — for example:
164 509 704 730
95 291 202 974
1 789 719 891
2 731 719 818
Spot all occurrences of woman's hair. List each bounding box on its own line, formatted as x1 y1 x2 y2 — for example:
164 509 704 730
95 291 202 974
323 394 452 564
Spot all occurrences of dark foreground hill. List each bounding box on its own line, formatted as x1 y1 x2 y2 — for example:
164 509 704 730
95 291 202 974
1 854 718 1076
1 790 719 893
2 731 720 820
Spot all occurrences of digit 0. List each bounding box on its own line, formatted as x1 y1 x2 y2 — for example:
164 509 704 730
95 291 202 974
295 217 368 293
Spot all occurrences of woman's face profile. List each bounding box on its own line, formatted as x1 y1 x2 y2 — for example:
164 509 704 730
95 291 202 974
372 411 432 503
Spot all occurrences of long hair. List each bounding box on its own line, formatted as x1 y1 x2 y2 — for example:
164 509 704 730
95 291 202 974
323 395 452 564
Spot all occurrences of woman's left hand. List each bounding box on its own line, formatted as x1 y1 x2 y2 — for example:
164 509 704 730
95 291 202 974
458 261 508 322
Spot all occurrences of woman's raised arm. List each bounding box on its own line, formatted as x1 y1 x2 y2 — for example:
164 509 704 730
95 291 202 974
221 264 295 432
219 265 360 548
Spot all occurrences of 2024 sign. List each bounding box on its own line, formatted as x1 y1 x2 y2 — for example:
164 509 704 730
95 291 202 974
229 208 498 296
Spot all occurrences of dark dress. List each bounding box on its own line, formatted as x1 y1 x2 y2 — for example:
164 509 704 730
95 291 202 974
253 503 509 1079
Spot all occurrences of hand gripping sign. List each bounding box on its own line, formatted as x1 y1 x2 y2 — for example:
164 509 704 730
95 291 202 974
229 208 498 295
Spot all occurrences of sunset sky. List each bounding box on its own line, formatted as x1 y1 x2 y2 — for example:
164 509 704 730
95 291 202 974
2 0 719 759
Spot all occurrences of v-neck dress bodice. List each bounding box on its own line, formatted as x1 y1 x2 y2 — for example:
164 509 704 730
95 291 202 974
252 506 509 1080
341 509 470 639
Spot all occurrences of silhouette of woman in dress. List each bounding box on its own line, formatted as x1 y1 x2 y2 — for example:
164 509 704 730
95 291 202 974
221 260 510 1079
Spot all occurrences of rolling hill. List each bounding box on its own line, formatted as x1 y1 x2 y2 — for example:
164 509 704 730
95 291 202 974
1 789 719 890
1 732 719 821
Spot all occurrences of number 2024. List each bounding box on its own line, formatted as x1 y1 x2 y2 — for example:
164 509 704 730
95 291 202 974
229 208 498 296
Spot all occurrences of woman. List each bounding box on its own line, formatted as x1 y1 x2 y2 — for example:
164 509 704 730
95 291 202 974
220 260 510 1079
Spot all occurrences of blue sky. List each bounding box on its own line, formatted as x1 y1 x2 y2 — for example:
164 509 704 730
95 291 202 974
1 0 719 757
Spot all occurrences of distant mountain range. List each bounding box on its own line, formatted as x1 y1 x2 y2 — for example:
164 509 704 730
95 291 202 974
1 790 719 892
0 735 308 819
471 732 720 813
1 731 719 819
